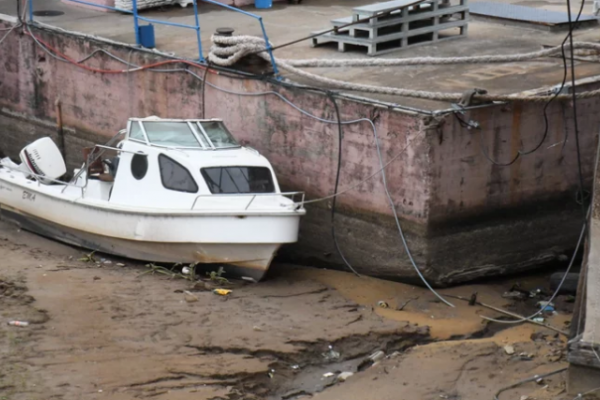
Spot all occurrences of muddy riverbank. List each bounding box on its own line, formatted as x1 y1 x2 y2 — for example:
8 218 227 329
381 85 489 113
0 220 587 400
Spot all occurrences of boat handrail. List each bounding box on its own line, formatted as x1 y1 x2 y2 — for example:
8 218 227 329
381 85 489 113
63 132 130 194
190 192 306 211
0 163 85 196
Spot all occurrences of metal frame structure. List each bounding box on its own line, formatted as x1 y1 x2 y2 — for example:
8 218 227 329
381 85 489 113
26 0 279 75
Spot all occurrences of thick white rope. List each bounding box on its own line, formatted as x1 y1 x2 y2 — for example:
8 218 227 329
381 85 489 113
209 35 600 102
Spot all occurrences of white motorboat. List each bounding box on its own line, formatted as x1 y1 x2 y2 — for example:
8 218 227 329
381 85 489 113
0 117 306 281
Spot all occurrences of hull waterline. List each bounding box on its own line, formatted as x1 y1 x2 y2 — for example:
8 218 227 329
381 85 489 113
0 205 279 282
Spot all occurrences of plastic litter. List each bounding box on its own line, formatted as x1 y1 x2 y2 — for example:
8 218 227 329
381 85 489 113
502 291 527 300
537 301 555 312
184 291 199 303
323 372 335 378
377 300 389 308
369 350 385 362
213 288 232 296
504 345 515 355
322 345 340 361
337 371 354 381
182 267 191 275
7 320 29 327
532 317 545 323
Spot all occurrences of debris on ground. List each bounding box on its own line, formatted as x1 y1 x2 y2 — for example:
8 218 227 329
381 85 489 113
377 300 389 308
184 291 199 303
468 292 478 306
322 345 341 361
7 320 29 327
337 371 354 382
537 301 555 312
78 251 96 263
358 350 386 371
504 345 515 355
213 288 232 296
0 221 581 400
503 291 527 300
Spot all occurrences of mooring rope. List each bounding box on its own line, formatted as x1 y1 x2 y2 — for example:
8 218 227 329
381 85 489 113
208 35 600 103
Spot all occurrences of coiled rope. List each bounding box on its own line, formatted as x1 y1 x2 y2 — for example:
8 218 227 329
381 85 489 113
208 35 600 103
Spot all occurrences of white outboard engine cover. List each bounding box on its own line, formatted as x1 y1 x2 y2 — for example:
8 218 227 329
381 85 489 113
19 137 66 184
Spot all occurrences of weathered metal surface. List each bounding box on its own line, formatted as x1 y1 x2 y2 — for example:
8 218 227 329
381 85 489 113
470 2 597 26
3 22 600 286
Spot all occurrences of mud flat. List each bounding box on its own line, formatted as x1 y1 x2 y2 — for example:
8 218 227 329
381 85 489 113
0 220 578 400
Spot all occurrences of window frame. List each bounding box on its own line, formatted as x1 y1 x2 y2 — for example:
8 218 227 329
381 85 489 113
200 166 276 194
158 154 199 194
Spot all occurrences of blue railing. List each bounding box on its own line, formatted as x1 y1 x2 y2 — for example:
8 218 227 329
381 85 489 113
27 0 279 76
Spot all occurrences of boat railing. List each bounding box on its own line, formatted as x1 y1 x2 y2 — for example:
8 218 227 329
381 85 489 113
0 163 85 197
190 191 306 211
63 131 138 195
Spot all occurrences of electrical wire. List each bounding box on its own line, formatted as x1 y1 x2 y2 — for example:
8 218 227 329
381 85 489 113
481 88 600 323
328 93 361 278
481 205 589 324
572 386 600 400
493 367 567 400
474 0 586 166
0 0 27 44
201 61 211 119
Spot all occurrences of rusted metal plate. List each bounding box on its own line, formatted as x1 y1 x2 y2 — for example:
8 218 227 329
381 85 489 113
470 2 597 27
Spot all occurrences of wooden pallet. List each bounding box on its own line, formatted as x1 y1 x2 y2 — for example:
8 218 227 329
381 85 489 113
311 0 469 56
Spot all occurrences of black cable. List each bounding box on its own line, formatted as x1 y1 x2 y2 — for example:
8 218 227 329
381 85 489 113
471 0 586 169
16 0 22 24
493 367 568 400
328 92 361 277
566 0 587 213
522 0 585 155
201 61 211 119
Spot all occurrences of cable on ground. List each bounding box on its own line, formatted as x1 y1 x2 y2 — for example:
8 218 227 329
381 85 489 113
493 367 567 400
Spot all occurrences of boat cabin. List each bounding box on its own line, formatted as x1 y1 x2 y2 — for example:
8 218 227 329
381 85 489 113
74 117 284 210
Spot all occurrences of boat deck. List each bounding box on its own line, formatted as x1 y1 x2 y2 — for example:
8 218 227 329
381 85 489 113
1 0 600 110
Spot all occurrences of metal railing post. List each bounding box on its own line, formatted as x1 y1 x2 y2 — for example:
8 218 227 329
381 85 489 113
258 17 280 78
132 0 141 46
192 0 205 62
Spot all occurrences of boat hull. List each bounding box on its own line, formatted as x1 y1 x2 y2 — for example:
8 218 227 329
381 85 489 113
0 206 278 282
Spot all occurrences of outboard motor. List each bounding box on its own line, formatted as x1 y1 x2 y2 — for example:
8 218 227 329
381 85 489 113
19 137 67 184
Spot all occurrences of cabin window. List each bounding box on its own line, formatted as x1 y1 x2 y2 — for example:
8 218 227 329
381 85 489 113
131 154 148 180
129 122 145 142
159 154 198 193
201 167 275 194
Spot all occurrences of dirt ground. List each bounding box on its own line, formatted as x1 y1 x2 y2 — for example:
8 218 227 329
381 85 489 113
0 220 593 400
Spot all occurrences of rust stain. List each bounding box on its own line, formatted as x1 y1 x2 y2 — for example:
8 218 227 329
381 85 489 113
509 104 522 203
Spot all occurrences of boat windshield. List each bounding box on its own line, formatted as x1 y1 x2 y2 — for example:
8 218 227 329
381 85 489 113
142 122 202 148
198 121 239 149
135 121 239 149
